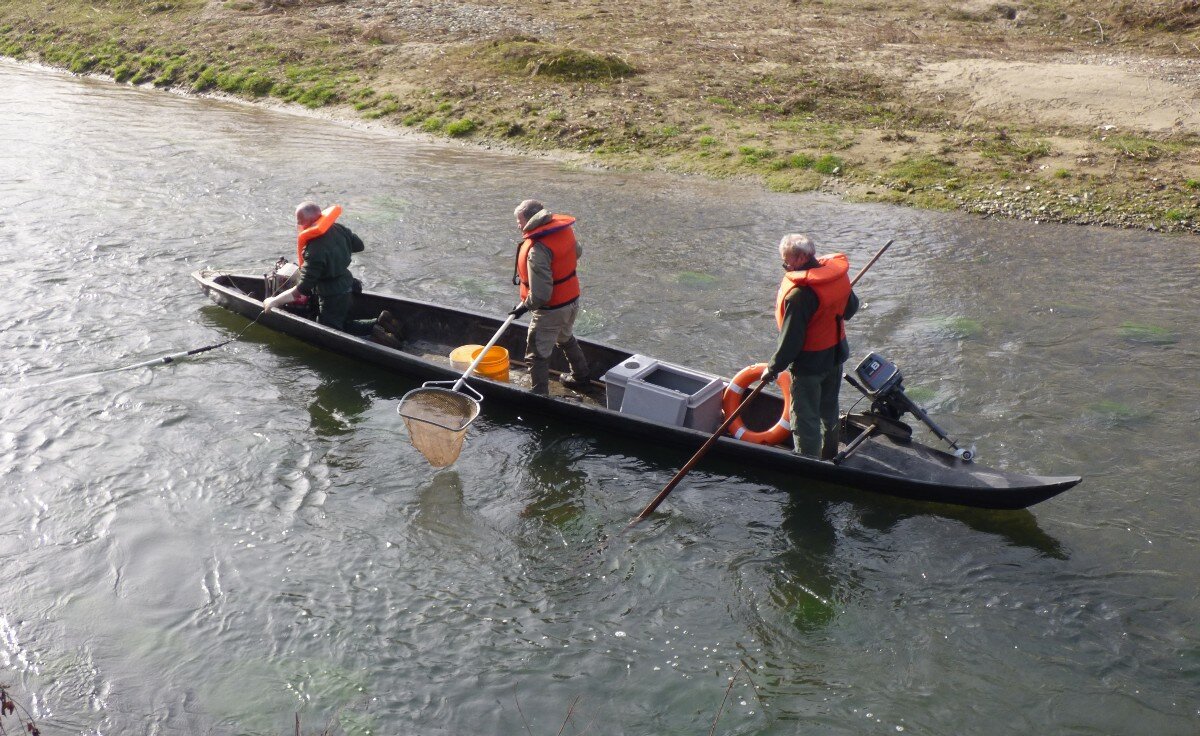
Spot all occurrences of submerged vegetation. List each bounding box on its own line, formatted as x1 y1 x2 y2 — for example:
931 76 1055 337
1 0 1199 232
1119 321 1180 345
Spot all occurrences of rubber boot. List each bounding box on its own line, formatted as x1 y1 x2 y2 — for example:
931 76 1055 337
559 337 590 387
370 324 403 350
530 357 550 395
819 425 841 460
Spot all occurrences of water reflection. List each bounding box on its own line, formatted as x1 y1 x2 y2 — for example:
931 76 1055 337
774 496 840 631
413 470 468 537
519 436 590 528
856 503 1067 560
306 374 371 437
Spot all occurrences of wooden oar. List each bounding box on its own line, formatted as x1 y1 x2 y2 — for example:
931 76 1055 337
627 379 768 526
624 236 895 529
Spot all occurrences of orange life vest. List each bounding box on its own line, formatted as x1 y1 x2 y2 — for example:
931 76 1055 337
515 214 581 309
774 253 851 352
296 205 342 266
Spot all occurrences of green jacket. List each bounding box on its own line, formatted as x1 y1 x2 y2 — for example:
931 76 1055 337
768 285 860 376
297 223 364 297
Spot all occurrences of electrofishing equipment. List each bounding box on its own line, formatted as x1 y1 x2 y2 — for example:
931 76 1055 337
845 352 977 462
264 258 300 297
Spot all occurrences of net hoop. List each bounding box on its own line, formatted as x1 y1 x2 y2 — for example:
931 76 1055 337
397 381 483 467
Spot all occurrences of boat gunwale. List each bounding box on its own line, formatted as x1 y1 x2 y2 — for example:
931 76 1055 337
193 269 1081 509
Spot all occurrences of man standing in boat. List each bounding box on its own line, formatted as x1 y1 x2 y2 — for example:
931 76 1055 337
262 202 403 347
509 199 589 395
763 233 860 459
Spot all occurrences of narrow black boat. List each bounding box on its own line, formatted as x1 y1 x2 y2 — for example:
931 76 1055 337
193 269 1081 510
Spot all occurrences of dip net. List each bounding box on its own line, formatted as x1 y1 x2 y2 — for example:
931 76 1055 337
397 385 481 467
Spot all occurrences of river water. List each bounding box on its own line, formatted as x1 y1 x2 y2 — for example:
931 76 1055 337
1 60 1197 735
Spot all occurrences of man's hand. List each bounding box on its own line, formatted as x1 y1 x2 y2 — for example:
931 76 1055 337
508 303 529 319
263 286 297 314
761 367 779 384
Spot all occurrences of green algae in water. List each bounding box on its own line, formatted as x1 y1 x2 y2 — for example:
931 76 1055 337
904 385 936 405
1119 322 1179 345
1086 400 1152 427
927 316 983 339
353 194 413 225
676 271 719 288
447 276 490 293
572 307 605 335
787 589 836 631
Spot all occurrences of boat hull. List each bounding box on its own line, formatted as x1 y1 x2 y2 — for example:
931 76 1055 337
193 270 1081 510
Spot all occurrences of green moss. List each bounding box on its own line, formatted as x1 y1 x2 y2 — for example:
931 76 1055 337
152 56 188 86
812 154 844 174
444 117 477 136
422 117 444 132
297 82 337 108
68 50 98 73
129 62 158 85
765 169 823 192
361 100 399 119
738 145 774 164
885 154 956 190
191 66 217 91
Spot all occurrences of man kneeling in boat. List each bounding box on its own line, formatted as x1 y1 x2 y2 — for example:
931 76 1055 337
262 202 404 348
762 233 860 459
508 198 590 395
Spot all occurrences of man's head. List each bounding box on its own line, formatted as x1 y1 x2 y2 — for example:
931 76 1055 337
295 202 322 230
778 233 817 271
514 199 544 231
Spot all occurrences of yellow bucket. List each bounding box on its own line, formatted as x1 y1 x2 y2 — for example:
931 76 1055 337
449 344 510 383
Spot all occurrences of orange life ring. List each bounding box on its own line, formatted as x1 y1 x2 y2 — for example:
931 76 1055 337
722 363 792 445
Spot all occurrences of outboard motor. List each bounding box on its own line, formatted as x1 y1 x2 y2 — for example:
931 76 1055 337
845 352 977 462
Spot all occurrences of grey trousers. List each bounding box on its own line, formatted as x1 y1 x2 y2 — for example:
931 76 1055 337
788 365 843 458
525 302 588 393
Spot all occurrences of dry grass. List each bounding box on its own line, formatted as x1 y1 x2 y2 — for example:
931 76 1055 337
3 0 1200 231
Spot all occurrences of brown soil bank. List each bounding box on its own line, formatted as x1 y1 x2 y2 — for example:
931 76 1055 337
4 0 1200 233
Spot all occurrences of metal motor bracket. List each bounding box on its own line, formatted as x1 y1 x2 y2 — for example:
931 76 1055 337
845 351 977 462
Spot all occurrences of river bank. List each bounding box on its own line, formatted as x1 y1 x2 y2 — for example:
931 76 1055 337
4 0 1200 233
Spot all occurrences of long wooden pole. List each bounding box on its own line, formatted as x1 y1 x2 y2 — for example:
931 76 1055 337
852 238 892 287
626 237 895 528
629 380 767 525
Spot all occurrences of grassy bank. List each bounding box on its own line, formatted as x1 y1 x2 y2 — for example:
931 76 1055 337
3 0 1200 233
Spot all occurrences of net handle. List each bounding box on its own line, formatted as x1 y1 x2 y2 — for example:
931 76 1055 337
419 381 483 403
452 313 518 393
